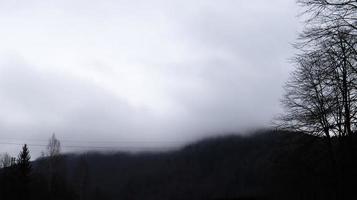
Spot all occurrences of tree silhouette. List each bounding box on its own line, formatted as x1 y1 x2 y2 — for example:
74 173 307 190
279 0 357 139
47 134 61 158
45 134 62 200
279 31 357 139
0 153 13 168
277 0 357 198
17 144 32 200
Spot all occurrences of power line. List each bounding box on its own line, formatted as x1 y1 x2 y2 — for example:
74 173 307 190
0 141 180 150
0 138 185 144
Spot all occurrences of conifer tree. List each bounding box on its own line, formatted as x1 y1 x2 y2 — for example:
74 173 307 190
17 144 32 200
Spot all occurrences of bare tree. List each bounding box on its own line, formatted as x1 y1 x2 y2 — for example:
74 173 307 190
279 31 357 137
280 55 333 135
298 0 357 38
47 133 61 158
279 0 357 138
0 153 12 168
45 134 62 199
278 1 357 197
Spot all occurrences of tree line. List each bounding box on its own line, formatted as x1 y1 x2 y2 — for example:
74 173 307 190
278 0 357 199
0 134 92 200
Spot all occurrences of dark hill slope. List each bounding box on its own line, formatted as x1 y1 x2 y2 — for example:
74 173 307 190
56 131 339 199
6 130 357 200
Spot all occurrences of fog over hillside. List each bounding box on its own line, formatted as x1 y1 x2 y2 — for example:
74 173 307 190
1 0 357 199
0 0 299 157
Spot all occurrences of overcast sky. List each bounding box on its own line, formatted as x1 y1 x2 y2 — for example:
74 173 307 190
0 0 300 157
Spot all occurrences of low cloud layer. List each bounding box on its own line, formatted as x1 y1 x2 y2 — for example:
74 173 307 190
0 0 299 157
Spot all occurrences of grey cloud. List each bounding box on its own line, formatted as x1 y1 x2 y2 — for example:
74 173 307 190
0 0 299 158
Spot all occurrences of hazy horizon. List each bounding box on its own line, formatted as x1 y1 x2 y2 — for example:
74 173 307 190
0 0 300 158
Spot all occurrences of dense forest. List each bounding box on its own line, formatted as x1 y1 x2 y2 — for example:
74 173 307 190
0 130 357 200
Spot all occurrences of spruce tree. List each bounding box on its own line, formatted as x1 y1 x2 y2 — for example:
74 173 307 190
17 144 32 200
18 144 31 176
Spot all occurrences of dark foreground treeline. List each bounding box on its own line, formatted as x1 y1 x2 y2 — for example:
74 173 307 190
1 130 357 200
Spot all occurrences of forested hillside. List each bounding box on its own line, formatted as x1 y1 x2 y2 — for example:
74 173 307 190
1 130 356 200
